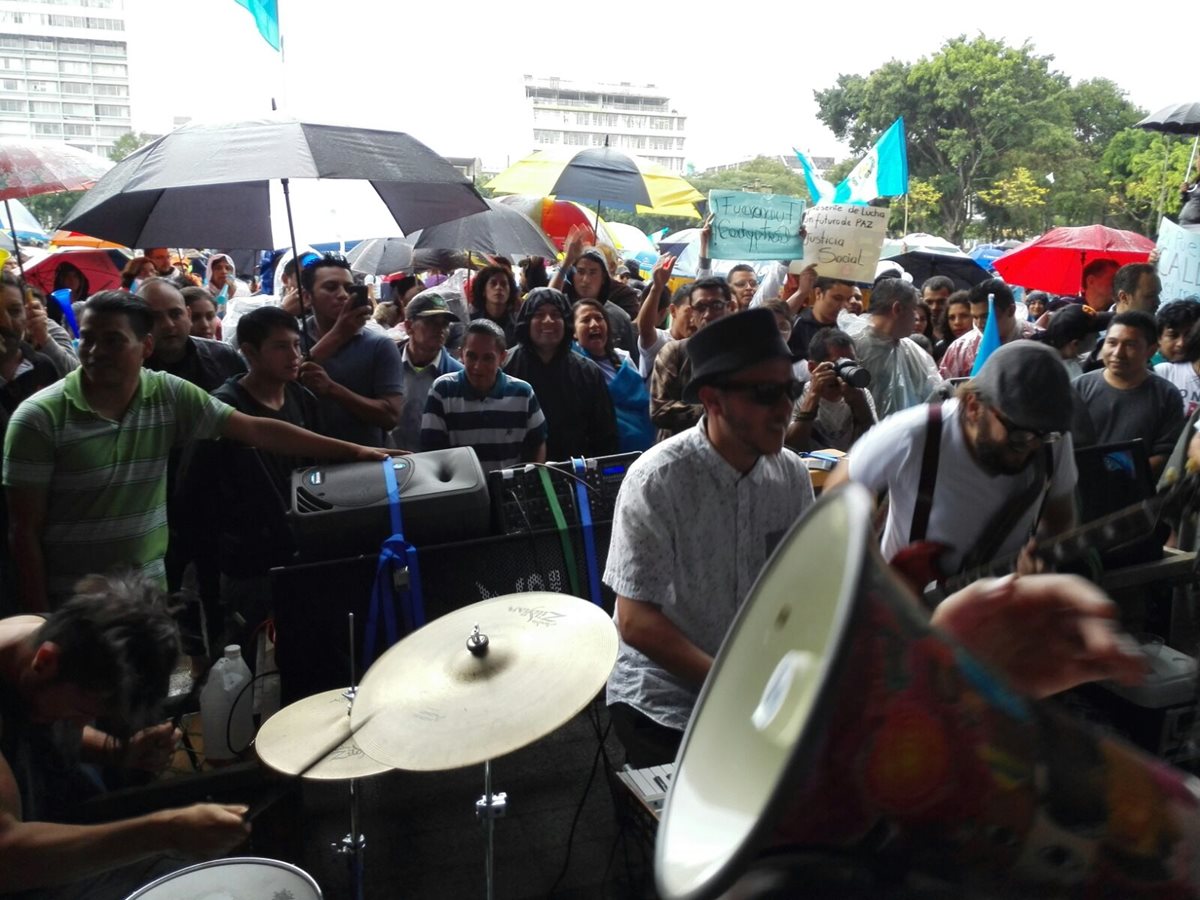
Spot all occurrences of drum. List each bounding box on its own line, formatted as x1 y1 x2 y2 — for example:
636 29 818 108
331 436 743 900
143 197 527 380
124 857 321 900
656 483 1200 900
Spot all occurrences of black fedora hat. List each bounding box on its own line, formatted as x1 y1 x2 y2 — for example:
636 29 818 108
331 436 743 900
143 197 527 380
683 308 799 403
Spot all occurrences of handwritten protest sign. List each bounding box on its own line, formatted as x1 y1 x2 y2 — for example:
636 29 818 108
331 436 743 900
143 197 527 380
1156 217 1200 302
708 190 806 260
801 204 888 283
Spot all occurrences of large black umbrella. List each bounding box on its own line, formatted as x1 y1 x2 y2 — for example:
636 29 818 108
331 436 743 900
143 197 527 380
59 116 487 250
405 199 557 257
881 250 992 290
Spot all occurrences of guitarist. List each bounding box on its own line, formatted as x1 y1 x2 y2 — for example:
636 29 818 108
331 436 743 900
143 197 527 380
825 341 1078 593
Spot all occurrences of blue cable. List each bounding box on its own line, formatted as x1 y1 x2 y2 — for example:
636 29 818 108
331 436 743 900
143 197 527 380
572 457 603 606
365 458 427 667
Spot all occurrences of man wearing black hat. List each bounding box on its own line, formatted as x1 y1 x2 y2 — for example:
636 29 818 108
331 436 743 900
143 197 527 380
604 309 815 767
827 341 1078 590
391 292 464 451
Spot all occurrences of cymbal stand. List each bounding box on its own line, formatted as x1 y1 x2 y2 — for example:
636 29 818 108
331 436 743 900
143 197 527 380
476 758 507 900
468 623 507 900
331 612 366 900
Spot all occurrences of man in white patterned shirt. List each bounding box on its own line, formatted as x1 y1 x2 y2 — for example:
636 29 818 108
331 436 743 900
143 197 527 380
604 309 814 767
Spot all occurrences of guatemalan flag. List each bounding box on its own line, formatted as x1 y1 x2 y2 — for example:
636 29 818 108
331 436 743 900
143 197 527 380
793 148 836 205
235 0 281 51
832 118 909 205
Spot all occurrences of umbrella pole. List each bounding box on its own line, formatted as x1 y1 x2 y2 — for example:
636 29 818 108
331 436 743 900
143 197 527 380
3 199 25 281
1189 134 1200 182
594 201 602 243
281 177 311 356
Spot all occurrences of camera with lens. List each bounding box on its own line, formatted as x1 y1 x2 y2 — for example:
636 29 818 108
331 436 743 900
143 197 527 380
833 358 871 388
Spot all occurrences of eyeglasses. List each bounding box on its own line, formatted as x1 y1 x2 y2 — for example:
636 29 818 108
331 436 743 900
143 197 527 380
989 406 1061 448
692 301 729 315
713 378 805 406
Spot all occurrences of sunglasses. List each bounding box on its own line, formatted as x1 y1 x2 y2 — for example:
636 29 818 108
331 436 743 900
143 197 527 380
989 406 1061 448
713 378 805 406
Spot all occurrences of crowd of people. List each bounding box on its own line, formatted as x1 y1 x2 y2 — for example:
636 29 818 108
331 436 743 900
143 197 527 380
0 223 1185 896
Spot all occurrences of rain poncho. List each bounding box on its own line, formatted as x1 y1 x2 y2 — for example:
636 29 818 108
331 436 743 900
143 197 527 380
571 343 654 452
851 324 945 419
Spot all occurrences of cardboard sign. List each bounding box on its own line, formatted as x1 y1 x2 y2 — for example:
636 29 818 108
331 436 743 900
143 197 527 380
1156 217 1200 302
708 189 806 260
801 204 888 283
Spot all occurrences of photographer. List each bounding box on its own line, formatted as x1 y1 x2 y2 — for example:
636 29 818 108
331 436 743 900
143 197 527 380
786 327 876 452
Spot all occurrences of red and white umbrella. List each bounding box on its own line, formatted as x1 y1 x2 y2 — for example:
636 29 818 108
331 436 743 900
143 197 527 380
0 139 112 202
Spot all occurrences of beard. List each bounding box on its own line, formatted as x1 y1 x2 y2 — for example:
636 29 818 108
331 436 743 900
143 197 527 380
974 434 1036 477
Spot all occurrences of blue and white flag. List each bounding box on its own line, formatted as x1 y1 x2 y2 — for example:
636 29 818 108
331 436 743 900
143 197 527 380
970 295 1002 377
234 0 281 51
833 118 908 205
793 148 835 205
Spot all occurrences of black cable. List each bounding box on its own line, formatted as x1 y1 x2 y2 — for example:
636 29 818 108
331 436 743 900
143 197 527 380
547 702 613 896
219 668 280 759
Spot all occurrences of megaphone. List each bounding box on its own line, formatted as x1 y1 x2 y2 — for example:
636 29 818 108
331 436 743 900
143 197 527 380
656 483 1200 899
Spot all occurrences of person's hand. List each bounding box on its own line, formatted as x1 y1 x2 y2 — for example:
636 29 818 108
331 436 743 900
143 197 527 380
931 573 1145 699
1149 248 1161 266
699 213 713 258
161 803 251 858
353 445 391 461
794 263 818 297
25 299 48 349
1014 537 1046 576
562 224 588 267
298 361 334 396
807 361 839 403
280 286 301 316
124 722 180 772
1188 431 1200 471
651 254 676 290
330 299 371 342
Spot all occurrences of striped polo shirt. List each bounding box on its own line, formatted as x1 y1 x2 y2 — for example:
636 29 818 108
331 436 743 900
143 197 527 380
420 370 546 473
3 368 235 604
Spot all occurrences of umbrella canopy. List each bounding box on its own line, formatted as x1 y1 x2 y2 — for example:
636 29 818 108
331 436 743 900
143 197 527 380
1136 102 1200 135
487 148 703 217
1 198 47 242
50 229 127 250
492 195 618 253
346 237 414 277
24 247 129 296
880 250 992 289
0 139 112 202
405 199 556 258
879 232 963 258
59 115 487 250
993 225 1154 295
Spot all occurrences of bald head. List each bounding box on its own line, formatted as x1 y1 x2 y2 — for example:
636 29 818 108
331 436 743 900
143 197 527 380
136 278 190 363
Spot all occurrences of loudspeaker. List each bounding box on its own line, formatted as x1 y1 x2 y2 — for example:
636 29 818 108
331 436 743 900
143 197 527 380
287 447 491 561
656 484 1200 900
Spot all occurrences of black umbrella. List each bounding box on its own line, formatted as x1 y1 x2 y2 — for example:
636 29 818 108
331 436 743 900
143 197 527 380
346 237 414 277
1137 102 1200 175
405 199 557 257
59 116 487 250
881 250 991 290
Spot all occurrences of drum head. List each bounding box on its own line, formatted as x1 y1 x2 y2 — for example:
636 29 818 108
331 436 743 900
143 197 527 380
124 857 321 900
656 484 873 900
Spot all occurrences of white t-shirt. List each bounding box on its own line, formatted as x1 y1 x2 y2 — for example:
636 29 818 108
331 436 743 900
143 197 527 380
1153 361 1200 418
638 328 670 380
846 399 1077 576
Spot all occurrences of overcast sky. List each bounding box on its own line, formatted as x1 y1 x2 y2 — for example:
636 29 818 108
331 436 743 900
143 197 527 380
124 1 1183 172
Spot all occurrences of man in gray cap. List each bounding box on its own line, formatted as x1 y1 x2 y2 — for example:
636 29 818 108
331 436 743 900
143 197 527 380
604 309 814 767
827 340 1078 588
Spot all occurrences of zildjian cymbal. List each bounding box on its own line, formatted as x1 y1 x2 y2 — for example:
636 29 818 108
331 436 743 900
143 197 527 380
255 688 391 780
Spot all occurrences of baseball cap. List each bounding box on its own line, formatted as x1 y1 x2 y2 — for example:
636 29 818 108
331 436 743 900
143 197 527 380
406 293 457 320
972 340 1071 434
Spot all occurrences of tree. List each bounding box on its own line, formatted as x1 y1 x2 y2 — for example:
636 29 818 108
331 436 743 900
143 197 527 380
23 190 83 231
888 178 942 234
108 130 156 162
977 167 1050 238
688 156 808 199
815 36 1109 243
1102 129 1192 234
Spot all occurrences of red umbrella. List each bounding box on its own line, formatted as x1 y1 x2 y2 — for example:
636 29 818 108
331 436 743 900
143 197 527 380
993 225 1154 295
23 247 129 298
0 139 112 201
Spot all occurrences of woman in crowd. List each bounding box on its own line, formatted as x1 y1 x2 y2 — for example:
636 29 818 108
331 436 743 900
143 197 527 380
1034 303 1102 381
120 256 157 290
912 300 935 342
1025 290 1049 322
519 257 549 296
52 261 89 306
932 290 973 362
181 285 221 341
470 264 520 348
572 297 654 451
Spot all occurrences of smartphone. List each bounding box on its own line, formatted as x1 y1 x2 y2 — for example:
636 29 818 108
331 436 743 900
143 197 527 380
347 284 371 310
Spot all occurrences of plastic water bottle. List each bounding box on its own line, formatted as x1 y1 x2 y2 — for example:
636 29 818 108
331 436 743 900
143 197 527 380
214 283 229 319
200 645 254 763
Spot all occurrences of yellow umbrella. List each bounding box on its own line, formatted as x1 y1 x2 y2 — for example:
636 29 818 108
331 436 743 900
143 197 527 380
50 229 128 250
487 148 702 219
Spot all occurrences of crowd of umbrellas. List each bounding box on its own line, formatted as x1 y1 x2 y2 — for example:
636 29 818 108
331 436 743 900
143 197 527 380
0 111 1178 310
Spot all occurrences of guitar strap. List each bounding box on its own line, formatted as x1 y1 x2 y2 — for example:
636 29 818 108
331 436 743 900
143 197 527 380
959 444 1056 575
909 402 943 543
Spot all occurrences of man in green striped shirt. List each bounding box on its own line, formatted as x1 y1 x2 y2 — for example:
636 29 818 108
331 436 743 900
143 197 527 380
3 292 388 612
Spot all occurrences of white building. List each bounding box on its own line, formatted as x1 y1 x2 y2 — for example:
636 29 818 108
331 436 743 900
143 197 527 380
0 0 130 157
525 75 687 173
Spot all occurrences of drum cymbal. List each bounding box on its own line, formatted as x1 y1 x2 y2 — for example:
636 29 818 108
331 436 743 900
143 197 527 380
255 688 391 780
352 592 618 771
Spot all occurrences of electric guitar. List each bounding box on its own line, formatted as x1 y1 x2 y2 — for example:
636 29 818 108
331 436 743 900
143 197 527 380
889 470 1200 607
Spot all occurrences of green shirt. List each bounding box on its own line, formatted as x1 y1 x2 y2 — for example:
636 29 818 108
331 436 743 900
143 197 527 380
3 368 235 604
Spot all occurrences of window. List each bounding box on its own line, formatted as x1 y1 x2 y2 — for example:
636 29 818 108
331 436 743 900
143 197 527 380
60 61 89 75
63 123 92 136
92 63 126 76
0 99 24 112
0 37 19 50
30 101 60 114
26 59 56 73
32 123 62 136
93 83 127 96
58 40 90 53
91 42 126 57
97 124 128 137
0 57 20 71
27 38 53 51
27 81 56 93
62 102 92 116
95 103 128 118
61 82 90 95
1 79 22 91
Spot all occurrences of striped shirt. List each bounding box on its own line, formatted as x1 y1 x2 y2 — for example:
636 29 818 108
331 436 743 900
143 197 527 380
420 370 546 473
3 368 235 604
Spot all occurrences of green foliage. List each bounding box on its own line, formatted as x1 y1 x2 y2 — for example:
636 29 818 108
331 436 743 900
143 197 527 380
108 130 156 162
814 36 1145 243
977 167 1050 238
1101 130 1193 234
23 190 83 231
688 156 808 199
